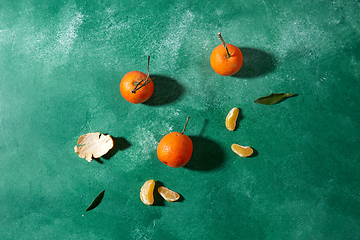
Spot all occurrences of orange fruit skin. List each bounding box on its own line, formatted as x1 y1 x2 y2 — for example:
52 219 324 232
210 44 243 76
120 71 154 104
157 132 193 168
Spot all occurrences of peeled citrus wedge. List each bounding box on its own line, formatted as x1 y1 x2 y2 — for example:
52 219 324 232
140 179 155 205
231 143 253 157
225 107 239 131
158 186 180 202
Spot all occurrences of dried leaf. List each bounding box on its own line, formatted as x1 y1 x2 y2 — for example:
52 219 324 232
254 93 294 105
74 132 114 162
86 190 105 211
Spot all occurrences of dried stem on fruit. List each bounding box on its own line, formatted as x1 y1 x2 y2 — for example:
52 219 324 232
132 55 152 93
218 32 231 58
181 116 190 134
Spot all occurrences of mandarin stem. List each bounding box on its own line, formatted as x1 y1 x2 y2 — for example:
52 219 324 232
181 116 190 134
218 32 231 58
131 55 151 93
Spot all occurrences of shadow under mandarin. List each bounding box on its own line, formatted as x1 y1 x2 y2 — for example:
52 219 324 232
96 137 131 162
232 47 277 78
143 75 184 106
184 136 225 171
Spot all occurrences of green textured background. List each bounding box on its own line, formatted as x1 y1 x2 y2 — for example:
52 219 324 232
1 0 359 239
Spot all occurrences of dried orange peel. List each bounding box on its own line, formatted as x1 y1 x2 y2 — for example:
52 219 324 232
74 132 114 162
140 179 155 205
225 107 239 131
158 186 180 202
231 143 253 157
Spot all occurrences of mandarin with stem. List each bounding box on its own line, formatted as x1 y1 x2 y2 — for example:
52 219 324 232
210 32 243 76
157 116 193 168
120 55 154 104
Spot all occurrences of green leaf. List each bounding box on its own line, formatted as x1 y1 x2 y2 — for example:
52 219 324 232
86 190 105 211
254 93 294 105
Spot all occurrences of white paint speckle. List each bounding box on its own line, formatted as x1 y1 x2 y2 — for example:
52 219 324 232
55 12 84 55
216 9 223 16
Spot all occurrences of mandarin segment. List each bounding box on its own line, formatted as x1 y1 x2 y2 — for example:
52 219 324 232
225 107 239 131
140 179 155 205
231 144 253 157
158 186 180 202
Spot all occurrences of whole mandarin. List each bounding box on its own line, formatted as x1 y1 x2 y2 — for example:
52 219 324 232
120 71 154 104
157 131 193 168
210 32 243 76
210 44 243 76
120 55 154 104
157 116 193 168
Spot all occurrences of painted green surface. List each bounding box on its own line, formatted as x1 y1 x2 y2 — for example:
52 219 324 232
1 0 359 239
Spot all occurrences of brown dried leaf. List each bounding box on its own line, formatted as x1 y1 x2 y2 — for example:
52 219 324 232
74 132 114 162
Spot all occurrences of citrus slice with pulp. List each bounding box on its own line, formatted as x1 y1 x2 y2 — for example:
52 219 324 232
225 107 239 131
158 186 180 202
231 144 253 157
140 179 155 205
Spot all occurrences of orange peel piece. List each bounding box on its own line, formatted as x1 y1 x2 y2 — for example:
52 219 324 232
158 186 180 202
74 132 114 162
231 143 253 157
225 107 239 131
140 179 155 205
